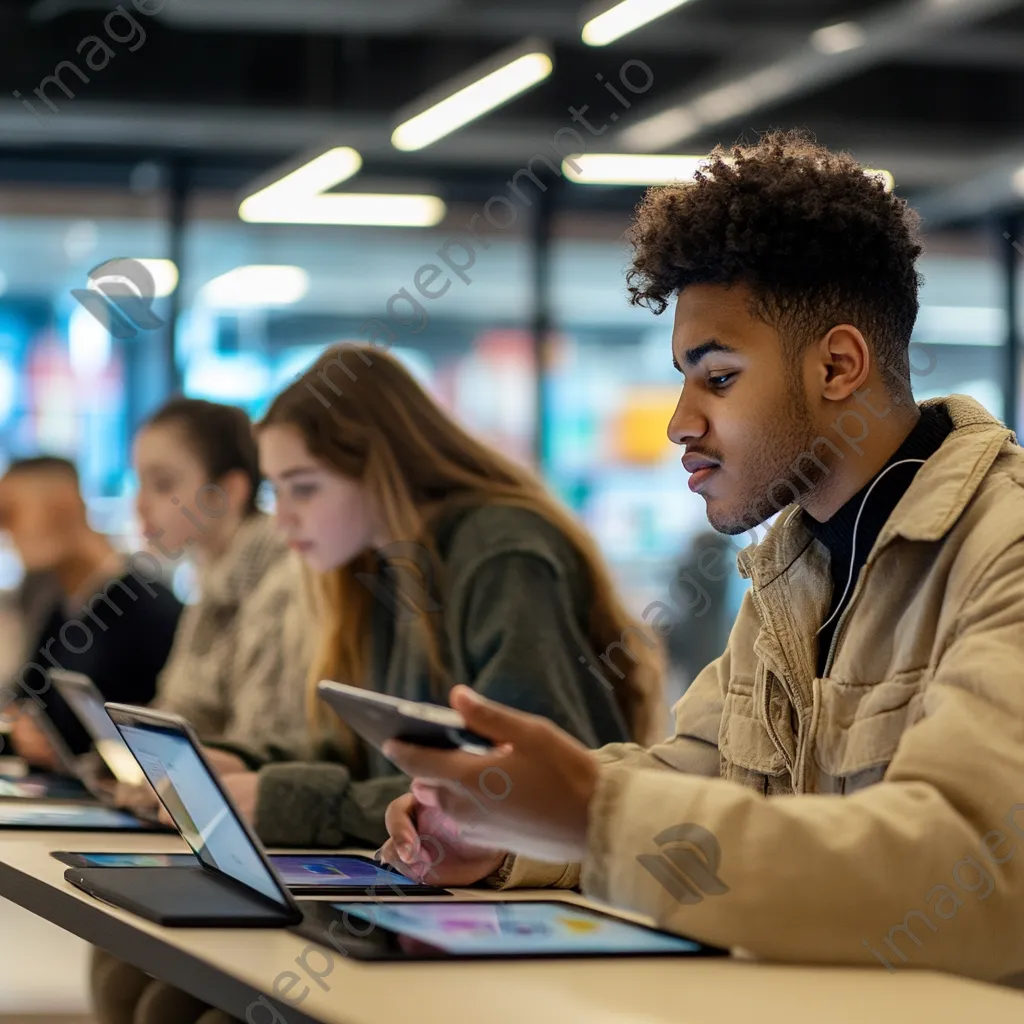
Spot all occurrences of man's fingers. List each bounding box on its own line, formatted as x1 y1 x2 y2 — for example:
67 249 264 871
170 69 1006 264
449 685 539 745
377 839 424 880
384 793 420 849
382 739 491 782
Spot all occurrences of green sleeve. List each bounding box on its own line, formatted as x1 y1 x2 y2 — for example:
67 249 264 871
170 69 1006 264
255 552 628 848
449 552 630 746
254 763 412 849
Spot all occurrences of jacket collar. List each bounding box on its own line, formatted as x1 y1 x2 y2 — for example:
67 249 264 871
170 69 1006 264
736 395 1017 587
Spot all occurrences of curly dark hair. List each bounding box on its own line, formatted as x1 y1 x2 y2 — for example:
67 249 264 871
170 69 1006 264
626 129 923 396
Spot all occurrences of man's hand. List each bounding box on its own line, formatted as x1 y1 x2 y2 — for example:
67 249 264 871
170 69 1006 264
382 686 601 864
11 712 58 770
379 792 507 885
201 747 248 776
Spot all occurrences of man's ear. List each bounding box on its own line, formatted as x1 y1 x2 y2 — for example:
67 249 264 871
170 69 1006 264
817 324 871 401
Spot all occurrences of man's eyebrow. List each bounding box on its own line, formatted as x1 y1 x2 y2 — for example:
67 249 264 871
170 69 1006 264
683 339 738 367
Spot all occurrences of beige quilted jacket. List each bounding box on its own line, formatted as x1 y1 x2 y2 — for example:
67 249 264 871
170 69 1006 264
503 395 1024 983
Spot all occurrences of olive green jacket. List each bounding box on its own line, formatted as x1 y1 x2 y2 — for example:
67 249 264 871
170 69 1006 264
255 504 636 848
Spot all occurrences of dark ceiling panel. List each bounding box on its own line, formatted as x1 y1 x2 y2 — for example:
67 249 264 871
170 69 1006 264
2 0 1023 218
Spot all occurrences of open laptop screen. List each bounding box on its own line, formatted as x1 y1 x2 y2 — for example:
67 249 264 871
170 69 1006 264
115 721 291 909
49 673 145 786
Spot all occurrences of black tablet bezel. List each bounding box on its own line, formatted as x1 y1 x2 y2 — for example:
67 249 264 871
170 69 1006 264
50 850 451 896
51 851 195 869
316 680 493 754
294 898 730 962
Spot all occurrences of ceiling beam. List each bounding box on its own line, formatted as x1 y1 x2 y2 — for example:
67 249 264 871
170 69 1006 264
897 30 1024 69
0 100 1014 195
0 100 562 165
615 0 1024 152
26 0 1024 67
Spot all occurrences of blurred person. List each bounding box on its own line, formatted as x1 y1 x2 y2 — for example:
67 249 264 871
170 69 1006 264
0 570 61 690
229 342 660 843
135 397 312 763
94 344 664 1024
0 457 181 765
91 397 314 1024
379 130 1024 984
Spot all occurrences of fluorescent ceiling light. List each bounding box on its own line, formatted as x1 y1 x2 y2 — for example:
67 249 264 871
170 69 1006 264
239 146 445 226
242 147 362 208
811 21 867 54
562 153 706 184
241 193 445 227
1013 165 1024 196
392 41 553 151
564 154 895 190
198 266 309 308
582 0 695 46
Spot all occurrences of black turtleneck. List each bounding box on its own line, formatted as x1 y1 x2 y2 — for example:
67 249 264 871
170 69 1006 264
805 405 953 676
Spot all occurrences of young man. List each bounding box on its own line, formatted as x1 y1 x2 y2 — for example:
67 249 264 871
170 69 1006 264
379 130 1024 984
0 457 181 765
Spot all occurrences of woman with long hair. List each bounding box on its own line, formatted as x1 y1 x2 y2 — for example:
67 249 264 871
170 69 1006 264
213 342 664 851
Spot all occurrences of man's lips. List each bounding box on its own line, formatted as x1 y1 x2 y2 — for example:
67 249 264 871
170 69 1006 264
682 454 721 494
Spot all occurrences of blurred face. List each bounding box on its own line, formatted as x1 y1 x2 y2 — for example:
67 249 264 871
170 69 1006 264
668 283 822 534
133 422 212 553
0 472 82 570
258 424 377 573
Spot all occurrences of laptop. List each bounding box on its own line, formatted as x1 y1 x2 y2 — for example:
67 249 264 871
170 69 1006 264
64 704 728 962
64 703 308 927
0 670 147 803
48 670 147 787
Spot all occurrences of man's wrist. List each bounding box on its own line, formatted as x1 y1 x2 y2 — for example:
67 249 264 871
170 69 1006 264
483 852 516 889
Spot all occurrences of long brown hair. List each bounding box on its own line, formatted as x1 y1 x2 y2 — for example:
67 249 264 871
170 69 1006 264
258 344 662 744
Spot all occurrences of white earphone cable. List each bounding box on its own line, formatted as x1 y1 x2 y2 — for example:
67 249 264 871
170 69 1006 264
815 458 927 637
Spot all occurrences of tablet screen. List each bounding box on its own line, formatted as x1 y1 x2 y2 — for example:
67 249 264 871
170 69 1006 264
271 855 424 889
116 723 291 909
0 777 88 800
330 901 706 956
0 802 151 829
69 852 194 867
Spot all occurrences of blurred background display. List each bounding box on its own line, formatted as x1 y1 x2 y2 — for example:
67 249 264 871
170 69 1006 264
0 0 1021 638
